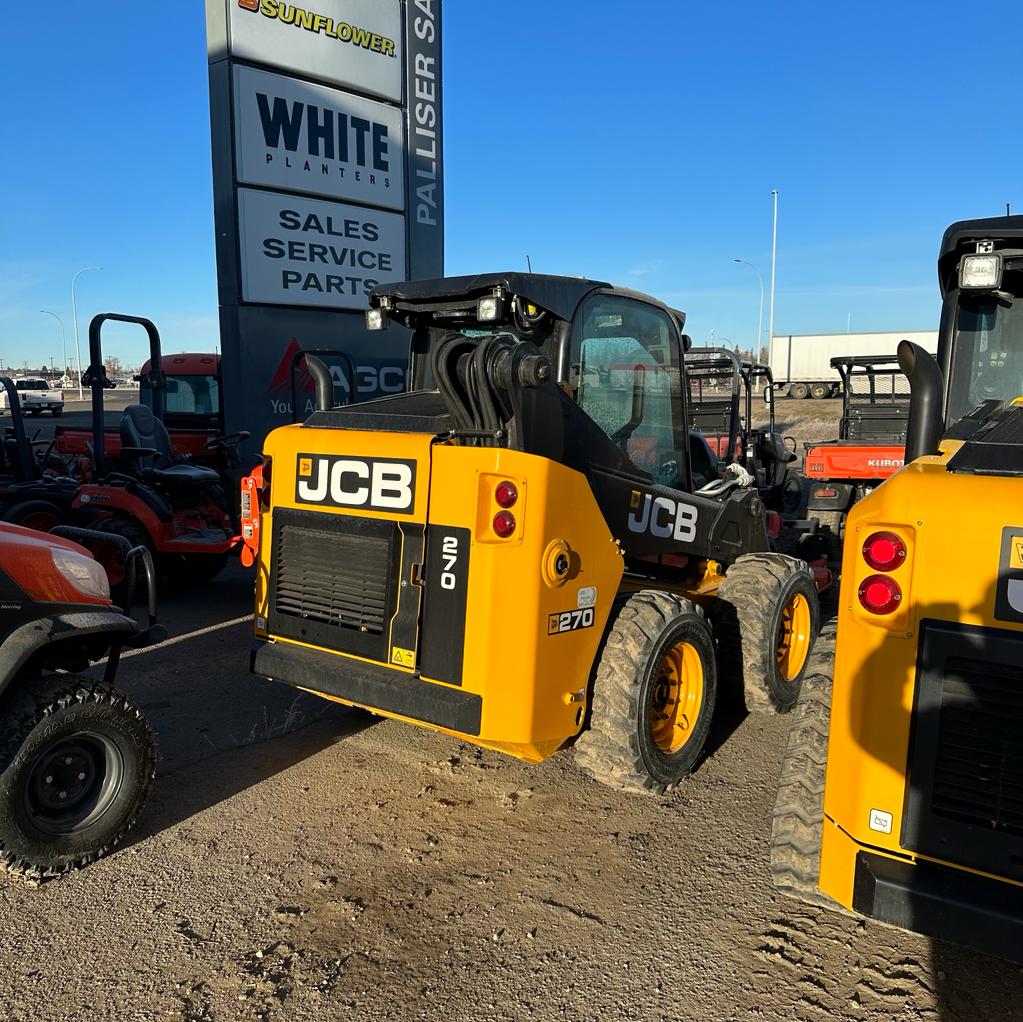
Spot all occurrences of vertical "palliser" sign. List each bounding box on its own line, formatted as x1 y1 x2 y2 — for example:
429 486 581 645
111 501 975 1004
206 0 443 450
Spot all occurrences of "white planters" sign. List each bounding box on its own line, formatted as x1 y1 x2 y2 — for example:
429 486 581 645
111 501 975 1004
227 0 402 102
237 188 406 309
234 65 404 210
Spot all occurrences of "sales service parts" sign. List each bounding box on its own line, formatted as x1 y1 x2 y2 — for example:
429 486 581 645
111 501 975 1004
226 0 402 102
237 187 406 309
233 65 404 209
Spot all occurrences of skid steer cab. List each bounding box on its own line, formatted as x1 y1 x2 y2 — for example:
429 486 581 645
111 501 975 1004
244 274 821 795
772 216 1023 961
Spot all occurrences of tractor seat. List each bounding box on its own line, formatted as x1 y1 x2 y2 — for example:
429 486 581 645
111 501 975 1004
119 404 220 487
148 462 222 486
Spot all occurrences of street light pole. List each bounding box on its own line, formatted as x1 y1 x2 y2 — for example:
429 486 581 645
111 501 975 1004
767 190 779 374
733 258 765 357
40 310 68 384
71 266 101 401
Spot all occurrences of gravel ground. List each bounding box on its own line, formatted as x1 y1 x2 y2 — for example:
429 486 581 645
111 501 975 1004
1 399 1019 1022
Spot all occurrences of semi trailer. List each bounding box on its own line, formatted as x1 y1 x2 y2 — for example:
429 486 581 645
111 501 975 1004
769 331 937 399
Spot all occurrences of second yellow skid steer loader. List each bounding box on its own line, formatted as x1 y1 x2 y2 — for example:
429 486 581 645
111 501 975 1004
243 274 822 794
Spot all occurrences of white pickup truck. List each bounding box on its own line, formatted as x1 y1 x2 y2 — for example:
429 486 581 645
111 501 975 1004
0 378 64 416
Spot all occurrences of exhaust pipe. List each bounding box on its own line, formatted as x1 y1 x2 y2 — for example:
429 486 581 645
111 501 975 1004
898 340 944 462
304 354 334 412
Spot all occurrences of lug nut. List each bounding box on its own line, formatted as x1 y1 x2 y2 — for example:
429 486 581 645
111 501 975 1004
78 772 86 781
58 792 67 800
45 775 53 785
64 757 73 766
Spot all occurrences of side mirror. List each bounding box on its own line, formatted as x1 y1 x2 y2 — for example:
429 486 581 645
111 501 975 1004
681 333 693 352
763 386 773 406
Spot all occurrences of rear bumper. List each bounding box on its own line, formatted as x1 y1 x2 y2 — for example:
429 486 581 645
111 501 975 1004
251 638 483 737
853 851 1023 962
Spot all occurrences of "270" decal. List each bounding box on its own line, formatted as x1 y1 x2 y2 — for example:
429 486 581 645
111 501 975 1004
547 608 595 635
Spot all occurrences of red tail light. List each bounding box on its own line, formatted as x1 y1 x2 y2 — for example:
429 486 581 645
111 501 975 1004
858 574 902 615
493 510 516 538
495 480 518 508
862 531 906 572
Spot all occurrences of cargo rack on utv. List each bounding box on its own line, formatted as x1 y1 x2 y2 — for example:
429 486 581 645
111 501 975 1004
803 354 911 560
684 348 801 513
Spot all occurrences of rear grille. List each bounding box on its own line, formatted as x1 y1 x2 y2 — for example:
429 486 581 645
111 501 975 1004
275 525 389 634
930 657 1023 835
904 621 1023 882
268 507 397 662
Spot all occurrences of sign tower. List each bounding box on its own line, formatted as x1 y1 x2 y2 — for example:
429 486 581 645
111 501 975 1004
205 0 443 446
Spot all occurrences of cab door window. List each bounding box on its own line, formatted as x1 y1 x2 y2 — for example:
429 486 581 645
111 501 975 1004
571 295 687 488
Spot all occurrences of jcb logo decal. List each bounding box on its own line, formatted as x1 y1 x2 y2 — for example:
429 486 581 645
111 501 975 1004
627 491 698 542
295 453 416 514
996 526 1023 623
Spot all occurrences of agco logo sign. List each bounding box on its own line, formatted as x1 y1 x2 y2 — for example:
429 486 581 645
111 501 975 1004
295 453 416 514
237 1 398 58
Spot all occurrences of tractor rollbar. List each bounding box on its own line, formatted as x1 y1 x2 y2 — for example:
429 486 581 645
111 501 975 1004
0 377 38 481
85 313 165 478
898 340 943 462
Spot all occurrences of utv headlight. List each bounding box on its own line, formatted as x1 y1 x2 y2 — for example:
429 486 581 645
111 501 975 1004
366 307 389 331
960 252 1003 290
51 549 110 601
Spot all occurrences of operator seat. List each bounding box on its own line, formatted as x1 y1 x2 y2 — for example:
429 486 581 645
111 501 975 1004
119 404 220 488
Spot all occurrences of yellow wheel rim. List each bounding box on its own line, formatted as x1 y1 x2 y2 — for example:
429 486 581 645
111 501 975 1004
776 592 812 682
650 641 705 754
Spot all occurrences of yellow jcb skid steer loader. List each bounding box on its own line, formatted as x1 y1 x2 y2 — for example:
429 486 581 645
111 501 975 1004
772 217 1023 959
242 274 822 794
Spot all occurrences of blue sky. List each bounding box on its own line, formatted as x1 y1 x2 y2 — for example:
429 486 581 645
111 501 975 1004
1 1 1020 369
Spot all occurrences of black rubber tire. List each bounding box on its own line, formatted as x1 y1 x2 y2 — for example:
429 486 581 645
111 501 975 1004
2 500 66 533
26 408 40 417
93 514 155 609
51 407 63 417
809 382 830 400
770 623 840 907
813 509 845 565
711 553 821 714
0 676 156 879
789 383 810 400
574 591 717 796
